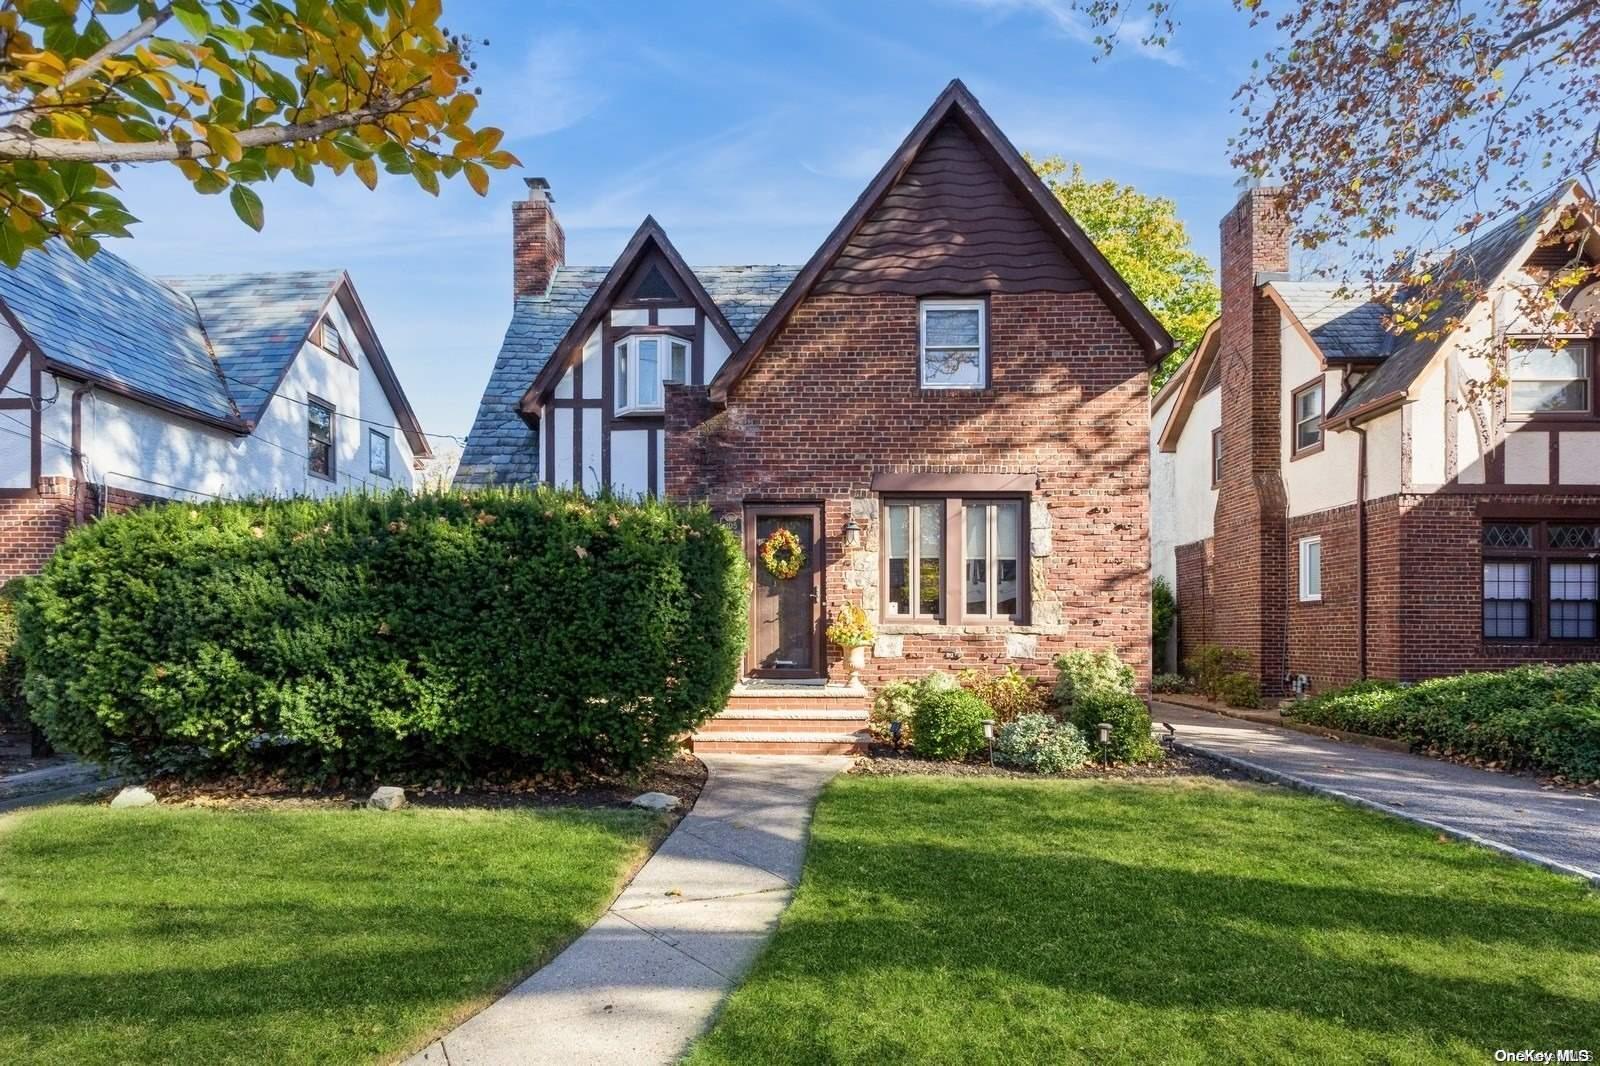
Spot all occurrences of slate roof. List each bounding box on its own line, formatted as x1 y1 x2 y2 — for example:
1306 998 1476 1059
456 264 800 486
0 241 239 423
0 241 381 437
163 271 344 422
1269 282 1393 362
1329 183 1574 421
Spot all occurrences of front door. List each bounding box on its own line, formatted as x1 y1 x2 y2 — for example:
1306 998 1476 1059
746 505 823 678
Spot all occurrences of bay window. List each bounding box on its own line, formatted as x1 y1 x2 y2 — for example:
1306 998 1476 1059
614 334 690 415
883 496 1026 623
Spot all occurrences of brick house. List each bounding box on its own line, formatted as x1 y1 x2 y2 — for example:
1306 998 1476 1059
0 242 431 580
458 81 1172 748
1152 179 1600 697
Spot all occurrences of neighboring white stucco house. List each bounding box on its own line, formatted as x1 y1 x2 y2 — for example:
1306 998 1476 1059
0 242 430 578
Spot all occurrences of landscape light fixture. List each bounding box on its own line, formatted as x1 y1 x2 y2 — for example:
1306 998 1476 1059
1097 721 1112 768
983 718 995 765
889 719 903 750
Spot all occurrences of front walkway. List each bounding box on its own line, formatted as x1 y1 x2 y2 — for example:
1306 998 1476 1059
406 754 850 1066
1156 701 1600 883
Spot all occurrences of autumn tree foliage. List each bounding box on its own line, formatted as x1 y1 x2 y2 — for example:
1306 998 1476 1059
1059 0 1600 356
1032 157 1218 390
0 0 517 264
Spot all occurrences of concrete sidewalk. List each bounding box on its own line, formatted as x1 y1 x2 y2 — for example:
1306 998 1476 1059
405 753 849 1066
1156 701 1600 884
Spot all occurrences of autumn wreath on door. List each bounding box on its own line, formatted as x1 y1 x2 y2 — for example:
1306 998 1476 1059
759 527 806 580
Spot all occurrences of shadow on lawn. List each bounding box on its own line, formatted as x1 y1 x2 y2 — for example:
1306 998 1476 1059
733 779 1600 1054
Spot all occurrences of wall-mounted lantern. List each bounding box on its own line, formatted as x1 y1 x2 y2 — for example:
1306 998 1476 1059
842 517 863 551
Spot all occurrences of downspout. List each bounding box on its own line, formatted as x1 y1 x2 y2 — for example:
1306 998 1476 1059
1355 424 1368 680
69 385 88 526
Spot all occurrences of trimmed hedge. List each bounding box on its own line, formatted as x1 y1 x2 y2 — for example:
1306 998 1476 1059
1288 668 1600 783
0 579 24 728
17 489 747 779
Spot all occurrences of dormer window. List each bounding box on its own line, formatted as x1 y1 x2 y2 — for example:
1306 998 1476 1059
615 335 690 415
919 299 986 388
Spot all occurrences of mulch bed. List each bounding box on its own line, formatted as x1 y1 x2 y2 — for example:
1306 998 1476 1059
850 744 1237 781
140 751 709 813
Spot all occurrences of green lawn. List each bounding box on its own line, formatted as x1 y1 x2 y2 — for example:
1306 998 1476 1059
689 776 1600 1065
0 802 659 1065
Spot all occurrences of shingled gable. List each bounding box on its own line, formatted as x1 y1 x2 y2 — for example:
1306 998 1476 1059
519 216 744 419
708 79 1174 403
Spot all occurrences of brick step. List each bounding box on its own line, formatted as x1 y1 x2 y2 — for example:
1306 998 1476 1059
692 731 870 756
699 712 869 734
724 694 871 712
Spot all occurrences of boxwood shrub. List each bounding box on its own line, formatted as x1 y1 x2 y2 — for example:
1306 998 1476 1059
16 489 747 779
1288 668 1600 782
910 689 990 761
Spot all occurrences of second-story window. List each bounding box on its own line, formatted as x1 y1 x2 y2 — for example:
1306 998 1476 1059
615 335 690 415
919 299 986 389
1292 378 1324 455
307 398 335 481
368 429 390 479
1508 340 1590 416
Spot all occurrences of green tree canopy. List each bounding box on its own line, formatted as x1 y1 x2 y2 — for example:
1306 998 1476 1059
1031 156 1218 392
0 0 517 265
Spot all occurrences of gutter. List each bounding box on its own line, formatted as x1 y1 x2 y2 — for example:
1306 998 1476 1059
1325 390 1406 431
1355 425 1368 680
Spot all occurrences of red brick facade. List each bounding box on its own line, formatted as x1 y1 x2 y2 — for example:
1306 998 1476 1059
512 181 564 299
1211 187 1292 695
0 477 160 581
1175 488 1600 692
668 290 1153 691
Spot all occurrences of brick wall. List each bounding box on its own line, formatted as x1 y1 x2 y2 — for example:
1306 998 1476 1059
1212 186 1293 695
0 477 162 581
512 188 564 298
667 290 1152 691
0 478 75 581
1285 504 1361 691
1392 491 1600 678
1173 536 1214 668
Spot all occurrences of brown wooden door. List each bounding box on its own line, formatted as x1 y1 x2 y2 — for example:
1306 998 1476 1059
746 505 823 678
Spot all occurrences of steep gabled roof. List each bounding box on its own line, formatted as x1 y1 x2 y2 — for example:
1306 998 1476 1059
1328 181 1586 426
455 262 799 487
1267 281 1393 362
709 79 1174 402
166 271 432 458
519 217 749 417
1154 318 1220 452
0 241 243 428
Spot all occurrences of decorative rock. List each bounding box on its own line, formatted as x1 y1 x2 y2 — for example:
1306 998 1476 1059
110 786 156 809
368 785 406 811
631 791 680 812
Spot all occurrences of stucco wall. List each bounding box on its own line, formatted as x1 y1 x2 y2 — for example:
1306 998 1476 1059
1150 382 1218 591
1280 323 1363 516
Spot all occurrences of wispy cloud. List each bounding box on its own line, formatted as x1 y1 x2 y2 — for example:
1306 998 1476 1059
490 30 607 141
947 0 1185 66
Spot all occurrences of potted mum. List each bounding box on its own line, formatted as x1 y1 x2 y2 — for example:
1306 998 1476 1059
826 603 875 682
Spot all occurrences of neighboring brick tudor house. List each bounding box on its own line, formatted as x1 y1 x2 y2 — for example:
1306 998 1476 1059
1152 178 1600 697
458 79 1172 704
0 241 430 580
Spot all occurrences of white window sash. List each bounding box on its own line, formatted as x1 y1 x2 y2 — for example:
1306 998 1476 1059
919 300 986 389
614 335 677 415
1298 537 1322 601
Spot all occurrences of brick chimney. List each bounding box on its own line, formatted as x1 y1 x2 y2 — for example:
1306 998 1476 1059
1211 179 1291 696
513 177 564 298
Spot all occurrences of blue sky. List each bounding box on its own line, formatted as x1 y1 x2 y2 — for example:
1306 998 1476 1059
106 0 1269 441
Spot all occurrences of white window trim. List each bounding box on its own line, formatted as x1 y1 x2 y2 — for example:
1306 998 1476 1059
1506 337 1591 416
918 299 986 390
614 334 691 415
368 428 390 479
1292 380 1324 453
1298 535 1322 602
320 317 343 357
